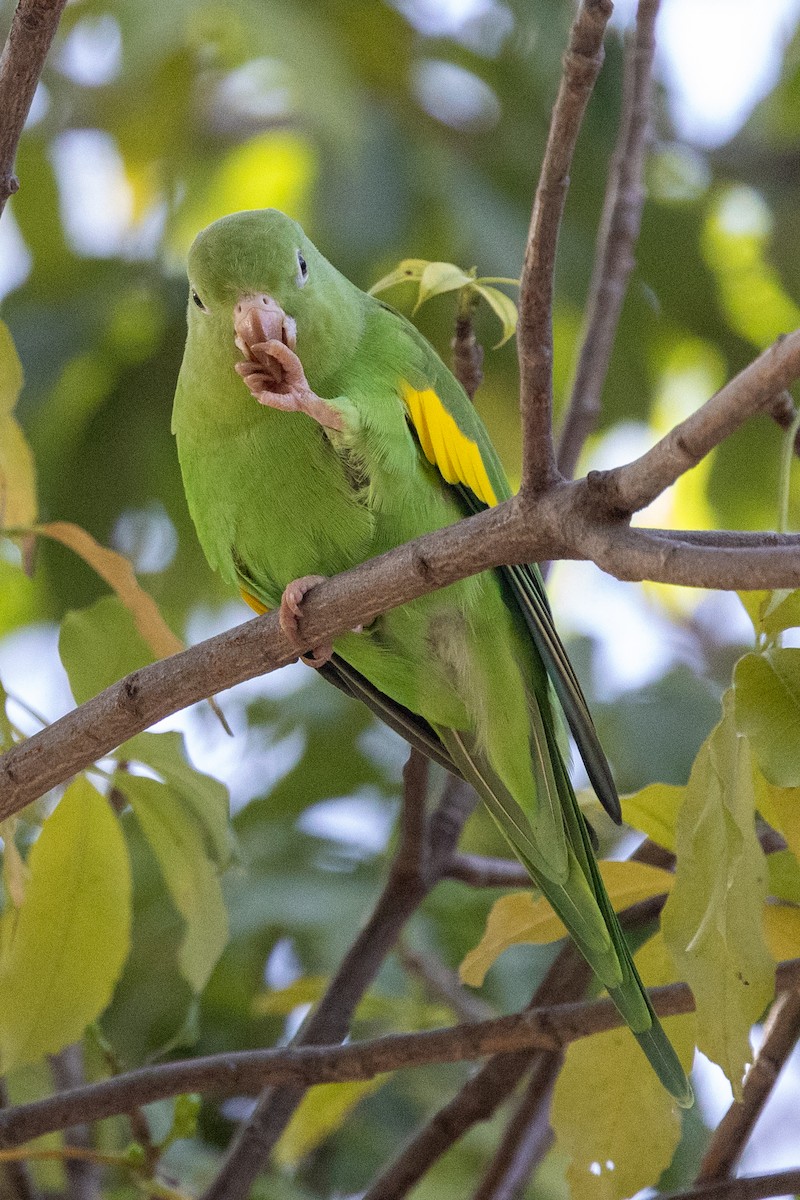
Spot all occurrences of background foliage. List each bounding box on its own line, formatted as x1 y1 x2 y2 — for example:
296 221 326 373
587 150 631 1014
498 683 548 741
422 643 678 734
4 0 800 1196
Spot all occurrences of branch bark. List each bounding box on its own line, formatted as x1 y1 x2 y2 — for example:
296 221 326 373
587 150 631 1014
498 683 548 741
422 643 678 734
557 0 659 479
661 1169 800 1200
0 0 68 216
518 0 613 493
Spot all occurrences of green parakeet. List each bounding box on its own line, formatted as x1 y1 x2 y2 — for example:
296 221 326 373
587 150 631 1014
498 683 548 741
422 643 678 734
172 209 692 1106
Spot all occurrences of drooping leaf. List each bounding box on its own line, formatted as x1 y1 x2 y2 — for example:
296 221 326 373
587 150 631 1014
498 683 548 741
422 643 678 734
735 650 800 786
59 594 154 706
0 320 37 548
473 282 518 347
738 591 769 636
38 520 183 660
368 258 431 296
551 932 694 1200
274 1076 387 1167
415 261 474 309
124 731 233 867
0 778 131 1073
460 861 674 988
661 692 773 1095
621 782 685 853
761 589 800 636
754 769 800 862
113 772 228 993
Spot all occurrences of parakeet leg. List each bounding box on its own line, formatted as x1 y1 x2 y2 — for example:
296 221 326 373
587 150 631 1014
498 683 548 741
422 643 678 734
280 575 333 667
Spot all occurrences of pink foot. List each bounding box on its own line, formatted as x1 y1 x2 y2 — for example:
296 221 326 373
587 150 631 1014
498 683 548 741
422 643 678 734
279 575 332 667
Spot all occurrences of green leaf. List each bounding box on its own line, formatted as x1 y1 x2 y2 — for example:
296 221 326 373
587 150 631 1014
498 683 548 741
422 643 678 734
123 731 233 868
0 777 131 1073
661 692 773 1095
738 591 769 636
274 1077 387 1167
114 773 228 993
761 589 800 636
368 258 430 295
767 850 800 904
0 319 37 533
551 933 694 1200
621 782 685 853
735 650 800 786
59 595 154 706
754 770 800 862
415 261 474 309
460 861 674 988
0 676 14 752
473 283 518 347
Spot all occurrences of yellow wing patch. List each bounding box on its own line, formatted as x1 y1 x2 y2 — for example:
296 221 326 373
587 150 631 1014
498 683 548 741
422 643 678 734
241 588 269 615
402 384 498 508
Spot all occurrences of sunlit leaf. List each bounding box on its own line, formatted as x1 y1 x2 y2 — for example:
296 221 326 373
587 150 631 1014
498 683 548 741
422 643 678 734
0 320 37 546
253 976 448 1028
123 731 233 868
473 282 518 347
763 903 800 963
59 595 154 706
368 259 431 295
460 861 674 988
114 773 228 992
621 782 685 853
274 1076 387 1167
0 778 131 1073
738 591 770 636
735 650 800 786
415 261 474 309
551 933 694 1200
38 521 183 660
661 693 773 1095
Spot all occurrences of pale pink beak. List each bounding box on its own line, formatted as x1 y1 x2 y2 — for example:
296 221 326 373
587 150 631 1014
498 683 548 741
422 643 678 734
233 294 297 362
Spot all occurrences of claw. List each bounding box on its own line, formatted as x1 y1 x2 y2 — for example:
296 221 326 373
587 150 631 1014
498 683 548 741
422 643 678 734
279 575 332 668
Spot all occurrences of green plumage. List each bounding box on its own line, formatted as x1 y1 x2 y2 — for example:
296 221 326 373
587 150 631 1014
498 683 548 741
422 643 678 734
173 209 692 1106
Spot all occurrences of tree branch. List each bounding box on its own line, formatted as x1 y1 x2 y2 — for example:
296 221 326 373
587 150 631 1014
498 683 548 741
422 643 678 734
470 1064 555 1200
557 0 659 480
444 852 532 889
696 987 800 1183
591 330 800 516
0 0 68 217
197 770 475 1200
518 0 613 494
661 1169 800 1200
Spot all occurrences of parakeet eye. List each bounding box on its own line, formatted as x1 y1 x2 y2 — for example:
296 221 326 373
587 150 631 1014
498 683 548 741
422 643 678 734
191 289 207 311
296 251 309 287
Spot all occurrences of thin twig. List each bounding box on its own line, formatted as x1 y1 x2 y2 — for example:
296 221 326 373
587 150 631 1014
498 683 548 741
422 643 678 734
0 1080 38 1200
451 301 484 402
519 0 613 494
696 988 800 1183
5 960 800 1162
471 1065 555 1200
0 0 68 217
48 1046 101 1200
592 330 800 516
197 768 475 1200
660 1169 800 1200
398 943 495 1024
557 0 660 480
444 852 532 889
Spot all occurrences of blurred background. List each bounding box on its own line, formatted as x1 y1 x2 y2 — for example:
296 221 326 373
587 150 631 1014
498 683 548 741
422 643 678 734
3 0 800 1195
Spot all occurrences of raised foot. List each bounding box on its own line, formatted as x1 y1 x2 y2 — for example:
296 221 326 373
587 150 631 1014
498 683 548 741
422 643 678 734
280 575 332 667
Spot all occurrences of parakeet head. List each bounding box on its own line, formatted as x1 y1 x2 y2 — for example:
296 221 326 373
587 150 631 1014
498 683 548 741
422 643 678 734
185 209 365 390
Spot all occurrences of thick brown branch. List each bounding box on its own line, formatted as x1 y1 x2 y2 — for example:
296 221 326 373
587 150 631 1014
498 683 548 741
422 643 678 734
0 0 68 216
696 988 800 1183
557 0 659 479
593 330 800 515
4 502 800 818
518 0 613 494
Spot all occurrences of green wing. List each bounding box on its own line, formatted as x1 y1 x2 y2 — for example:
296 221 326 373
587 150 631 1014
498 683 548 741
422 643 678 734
394 313 620 823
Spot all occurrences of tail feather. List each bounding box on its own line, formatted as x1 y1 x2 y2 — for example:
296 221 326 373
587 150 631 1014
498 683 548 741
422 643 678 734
441 722 694 1107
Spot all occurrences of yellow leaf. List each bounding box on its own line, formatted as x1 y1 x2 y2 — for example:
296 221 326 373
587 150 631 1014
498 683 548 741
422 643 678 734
473 283 518 347
739 591 770 636
552 933 694 1200
0 778 131 1073
368 259 431 296
661 693 774 1096
763 904 800 962
415 261 473 309
274 1077 387 1167
754 770 800 861
460 861 674 988
36 521 183 660
621 782 685 853
0 320 37 535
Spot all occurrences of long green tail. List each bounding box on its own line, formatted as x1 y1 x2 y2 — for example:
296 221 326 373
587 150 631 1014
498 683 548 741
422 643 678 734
437 725 694 1108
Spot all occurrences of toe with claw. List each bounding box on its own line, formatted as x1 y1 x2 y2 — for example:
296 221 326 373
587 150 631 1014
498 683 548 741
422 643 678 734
279 575 332 667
